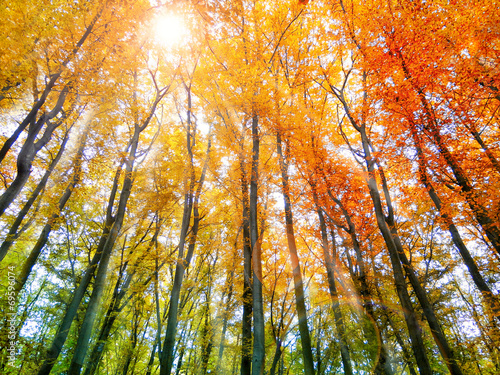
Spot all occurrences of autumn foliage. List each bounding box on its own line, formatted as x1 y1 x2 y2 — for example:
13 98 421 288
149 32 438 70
0 0 499 374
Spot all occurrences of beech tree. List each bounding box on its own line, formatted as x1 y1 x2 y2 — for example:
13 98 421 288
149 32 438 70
1 0 499 374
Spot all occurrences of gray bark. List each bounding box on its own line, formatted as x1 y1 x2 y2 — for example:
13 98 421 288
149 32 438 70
251 114 265 375
0 127 70 262
159 104 211 375
0 6 103 164
277 131 315 375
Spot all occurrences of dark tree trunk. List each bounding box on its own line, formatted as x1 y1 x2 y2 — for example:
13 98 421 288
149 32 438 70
159 98 211 375
82 226 160 375
276 131 315 375
240 149 253 375
399 54 500 255
250 114 265 375
410 123 500 320
217 251 235 374
378 164 464 375
14 128 89 293
0 6 102 165
67 123 141 375
358 128 433 375
0 126 70 262
36 162 123 375
312 188 353 375
0 86 70 217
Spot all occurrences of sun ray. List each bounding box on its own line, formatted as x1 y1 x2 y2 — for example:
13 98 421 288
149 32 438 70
155 13 186 47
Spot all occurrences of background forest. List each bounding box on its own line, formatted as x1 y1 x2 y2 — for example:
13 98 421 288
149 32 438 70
0 0 499 374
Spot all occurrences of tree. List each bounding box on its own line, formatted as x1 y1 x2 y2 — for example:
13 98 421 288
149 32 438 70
2 1 500 374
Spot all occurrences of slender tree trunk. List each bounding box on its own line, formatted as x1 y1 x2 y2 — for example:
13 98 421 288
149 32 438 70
312 189 352 375
217 252 235 374
36 240 108 375
359 128 433 375
251 114 265 375
0 4 104 164
36 162 122 375
276 132 315 374
269 338 283 375
145 343 157 375
14 128 89 293
377 164 464 375
82 225 160 375
0 126 70 262
121 307 140 375
159 98 211 375
368 250 418 375
67 76 169 375
332 76 432 373
240 150 253 375
410 123 500 320
200 291 214 375
399 55 500 254
325 191 394 375
67 123 141 375
269 268 292 375
0 86 70 217
466 124 500 174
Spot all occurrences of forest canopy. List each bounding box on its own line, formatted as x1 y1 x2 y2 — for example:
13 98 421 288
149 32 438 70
0 0 499 374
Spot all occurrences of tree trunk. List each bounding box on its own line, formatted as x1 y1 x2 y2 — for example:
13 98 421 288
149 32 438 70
377 164 464 375
312 189 353 375
14 128 89 293
67 123 141 375
399 55 500 254
359 128 433 375
251 114 265 375
200 293 214 375
82 225 160 375
276 131 315 375
36 237 109 375
217 251 235 374
410 123 500 321
0 86 70 217
121 306 140 375
367 250 417 375
325 192 394 375
240 149 253 375
0 6 103 165
159 96 211 375
36 161 122 375
0 126 70 262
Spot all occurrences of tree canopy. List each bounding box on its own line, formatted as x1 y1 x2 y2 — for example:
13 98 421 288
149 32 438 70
1 0 499 374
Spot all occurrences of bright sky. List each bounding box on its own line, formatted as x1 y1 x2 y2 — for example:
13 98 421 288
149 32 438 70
154 13 186 47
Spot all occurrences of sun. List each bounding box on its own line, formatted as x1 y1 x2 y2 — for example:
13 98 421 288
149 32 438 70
154 14 186 47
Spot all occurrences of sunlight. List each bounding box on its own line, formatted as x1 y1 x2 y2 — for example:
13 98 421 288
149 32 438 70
155 13 186 47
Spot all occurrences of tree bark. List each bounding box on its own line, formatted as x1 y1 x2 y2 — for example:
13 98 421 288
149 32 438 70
251 114 265 375
82 225 160 375
312 189 353 375
0 86 70 217
377 163 464 375
67 123 141 375
399 54 500 255
217 250 235 374
0 6 104 164
358 127 433 375
276 131 315 375
35 160 122 375
0 127 70 262
240 148 253 375
325 191 394 375
14 128 89 293
159 98 211 375
409 124 500 321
